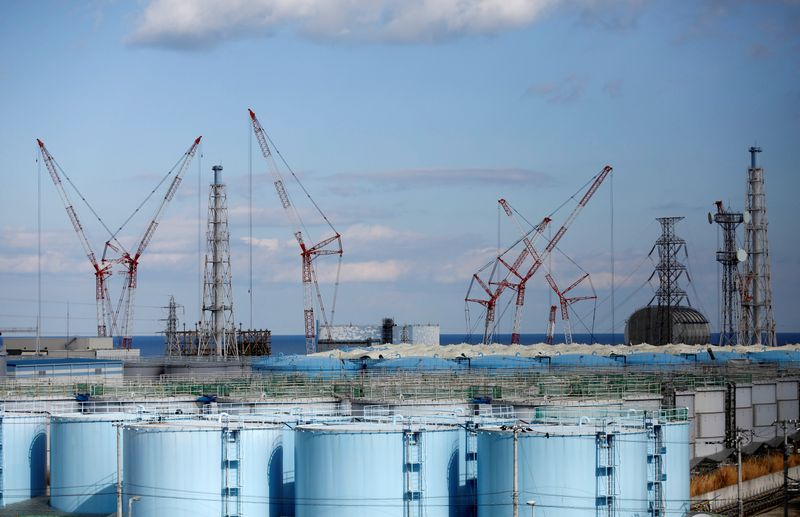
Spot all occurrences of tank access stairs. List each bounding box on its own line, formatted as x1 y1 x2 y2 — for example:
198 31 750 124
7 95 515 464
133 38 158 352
596 431 619 517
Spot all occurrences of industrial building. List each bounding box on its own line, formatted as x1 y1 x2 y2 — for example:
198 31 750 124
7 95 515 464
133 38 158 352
317 318 440 351
0 349 798 515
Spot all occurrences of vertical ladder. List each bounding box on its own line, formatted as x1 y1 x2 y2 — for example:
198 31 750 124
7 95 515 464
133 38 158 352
404 430 424 517
465 426 478 517
647 423 666 517
596 432 618 517
222 426 242 517
0 417 4 507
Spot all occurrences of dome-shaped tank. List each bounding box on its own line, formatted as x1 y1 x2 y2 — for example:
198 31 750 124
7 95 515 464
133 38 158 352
0 412 47 506
123 419 287 517
295 422 464 517
252 355 359 377
50 412 145 514
477 419 648 517
625 306 710 345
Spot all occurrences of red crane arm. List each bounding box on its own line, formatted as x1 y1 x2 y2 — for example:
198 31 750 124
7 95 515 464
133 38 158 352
134 136 202 259
37 139 101 272
562 273 590 296
545 166 612 254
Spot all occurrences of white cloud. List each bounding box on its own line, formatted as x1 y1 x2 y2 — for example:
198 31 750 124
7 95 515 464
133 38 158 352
128 0 559 49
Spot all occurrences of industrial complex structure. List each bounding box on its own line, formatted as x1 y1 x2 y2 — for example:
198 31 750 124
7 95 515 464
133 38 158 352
626 217 710 346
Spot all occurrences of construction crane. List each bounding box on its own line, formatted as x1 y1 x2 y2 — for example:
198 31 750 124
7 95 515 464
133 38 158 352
497 199 551 345
545 305 557 345
466 165 612 344
113 136 202 349
37 139 114 337
465 215 549 345
249 109 343 354
544 273 596 344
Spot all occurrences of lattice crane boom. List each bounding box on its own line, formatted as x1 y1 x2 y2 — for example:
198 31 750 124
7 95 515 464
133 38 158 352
249 109 343 354
37 139 113 337
465 165 612 344
116 136 202 349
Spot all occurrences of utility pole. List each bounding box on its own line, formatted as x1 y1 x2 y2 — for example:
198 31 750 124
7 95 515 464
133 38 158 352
116 422 122 517
775 419 798 517
734 428 752 517
513 427 519 517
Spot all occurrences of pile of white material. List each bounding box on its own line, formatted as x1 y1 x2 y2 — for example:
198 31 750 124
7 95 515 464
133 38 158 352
312 342 800 360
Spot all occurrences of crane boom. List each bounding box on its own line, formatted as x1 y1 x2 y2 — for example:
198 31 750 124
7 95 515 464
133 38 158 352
465 165 612 344
37 139 113 337
249 109 343 354
116 136 202 349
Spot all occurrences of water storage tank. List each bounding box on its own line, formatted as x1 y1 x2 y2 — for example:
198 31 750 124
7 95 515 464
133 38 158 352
0 412 47 506
659 420 690 517
123 419 287 517
50 412 150 514
477 421 648 517
295 422 465 517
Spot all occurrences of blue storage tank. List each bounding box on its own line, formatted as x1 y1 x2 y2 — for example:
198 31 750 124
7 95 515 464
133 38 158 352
548 354 619 368
622 353 692 367
477 423 648 517
658 421 690 517
372 356 465 371
252 354 360 376
682 350 748 364
468 355 544 370
0 412 47 506
123 420 287 517
747 350 800 364
50 412 153 514
295 422 466 516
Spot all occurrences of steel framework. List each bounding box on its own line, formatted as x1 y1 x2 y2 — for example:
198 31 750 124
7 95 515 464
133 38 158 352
249 109 343 354
740 147 776 346
710 201 744 346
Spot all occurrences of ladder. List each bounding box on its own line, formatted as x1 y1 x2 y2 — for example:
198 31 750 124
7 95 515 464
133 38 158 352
596 432 618 517
465 426 478 517
404 430 424 517
222 426 242 517
647 423 666 517
0 416 4 507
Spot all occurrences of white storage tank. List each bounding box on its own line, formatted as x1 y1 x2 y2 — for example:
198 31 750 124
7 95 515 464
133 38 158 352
477 414 649 517
123 419 287 517
0 412 47 507
50 412 154 514
295 422 464 517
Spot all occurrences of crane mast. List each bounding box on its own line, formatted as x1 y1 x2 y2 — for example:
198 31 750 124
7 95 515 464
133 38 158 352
37 139 113 337
249 109 343 354
544 273 596 344
116 136 202 349
465 165 612 344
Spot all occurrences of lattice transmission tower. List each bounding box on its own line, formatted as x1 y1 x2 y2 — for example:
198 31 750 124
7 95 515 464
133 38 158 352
649 217 690 344
740 147 776 346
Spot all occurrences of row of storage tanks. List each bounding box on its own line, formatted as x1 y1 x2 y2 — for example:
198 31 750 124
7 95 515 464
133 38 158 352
1 404 690 516
253 348 800 375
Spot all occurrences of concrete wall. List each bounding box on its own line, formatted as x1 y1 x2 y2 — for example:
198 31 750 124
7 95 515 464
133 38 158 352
692 465 800 512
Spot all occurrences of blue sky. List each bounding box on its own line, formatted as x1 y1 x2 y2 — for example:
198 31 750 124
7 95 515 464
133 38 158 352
1 0 798 338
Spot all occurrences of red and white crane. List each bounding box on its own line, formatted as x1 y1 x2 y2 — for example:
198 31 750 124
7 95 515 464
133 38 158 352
466 165 612 344
114 136 202 349
544 272 597 344
37 139 114 337
249 109 343 354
